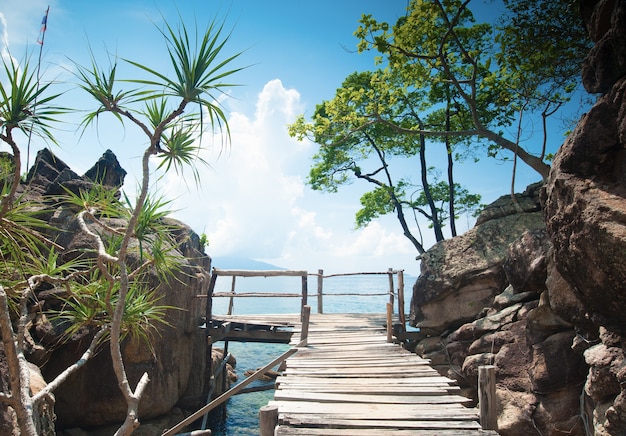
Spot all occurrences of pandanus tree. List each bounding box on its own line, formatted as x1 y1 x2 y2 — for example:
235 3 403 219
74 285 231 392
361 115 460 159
0 17 241 436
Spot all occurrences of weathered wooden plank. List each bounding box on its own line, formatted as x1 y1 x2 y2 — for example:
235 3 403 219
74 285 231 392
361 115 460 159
292 349 420 357
268 400 479 420
282 367 440 377
274 390 472 405
279 414 483 430
285 358 430 367
288 344 401 353
213 269 307 277
295 337 386 345
277 373 455 382
288 353 420 360
276 427 497 435
214 315 298 326
274 385 460 395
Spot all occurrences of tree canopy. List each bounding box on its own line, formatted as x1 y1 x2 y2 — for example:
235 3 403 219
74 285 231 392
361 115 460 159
289 0 590 254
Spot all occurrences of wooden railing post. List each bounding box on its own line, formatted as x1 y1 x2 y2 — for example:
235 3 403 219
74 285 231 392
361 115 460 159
259 405 278 436
386 303 393 343
397 270 406 331
479 365 498 430
301 274 308 321
300 305 311 346
227 276 236 315
317 269 323 314
204 272 218 396
387 267 395 313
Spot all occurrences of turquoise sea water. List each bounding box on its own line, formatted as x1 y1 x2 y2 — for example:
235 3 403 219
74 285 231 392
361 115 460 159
205 273 412 435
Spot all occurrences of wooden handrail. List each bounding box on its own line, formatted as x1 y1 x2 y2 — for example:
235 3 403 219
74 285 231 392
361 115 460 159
162 340 307 436
204 268 406 319
212 268 307 277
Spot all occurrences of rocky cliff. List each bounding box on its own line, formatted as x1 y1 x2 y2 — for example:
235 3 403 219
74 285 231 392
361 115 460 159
543 0 626 433
0 149 220 434
410 184 589 435
409 1 626 434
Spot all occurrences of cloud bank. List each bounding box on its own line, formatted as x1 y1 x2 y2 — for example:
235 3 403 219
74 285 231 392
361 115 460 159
163 79 419 274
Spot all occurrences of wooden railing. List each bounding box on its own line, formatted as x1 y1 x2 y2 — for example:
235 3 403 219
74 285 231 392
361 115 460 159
162 336 309 436
207 268 309 318
205 267 406 322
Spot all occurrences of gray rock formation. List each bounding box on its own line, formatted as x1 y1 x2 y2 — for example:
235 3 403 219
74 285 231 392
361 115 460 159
410 196 588 434
410 184 545 335
1 149 212 432
410 1 626 434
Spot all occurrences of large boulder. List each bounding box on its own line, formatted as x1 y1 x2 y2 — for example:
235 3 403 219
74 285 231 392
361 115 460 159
24 148 126 199
3 149 212 431
542 76 626 333
40 222 210 428
411 194 588 435
410 184 545 334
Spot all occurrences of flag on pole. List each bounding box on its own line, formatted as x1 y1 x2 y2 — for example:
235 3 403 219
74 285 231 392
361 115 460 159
37 7 49 45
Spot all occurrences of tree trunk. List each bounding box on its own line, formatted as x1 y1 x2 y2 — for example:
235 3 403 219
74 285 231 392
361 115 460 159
419 128 444 242
445 95 457 237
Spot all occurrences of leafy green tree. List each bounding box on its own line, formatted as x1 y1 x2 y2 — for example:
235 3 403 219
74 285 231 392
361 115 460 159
290 0 589 255
354 0 590 180
290 70 481 253
0 17 241 436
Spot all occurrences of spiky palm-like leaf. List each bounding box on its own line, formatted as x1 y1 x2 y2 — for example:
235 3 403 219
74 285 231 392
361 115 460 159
124 18 245 144
53 278 176 350
73 48 147 135
0 56 67 143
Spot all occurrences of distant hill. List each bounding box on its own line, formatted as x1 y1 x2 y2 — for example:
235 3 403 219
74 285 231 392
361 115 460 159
210 256 285 270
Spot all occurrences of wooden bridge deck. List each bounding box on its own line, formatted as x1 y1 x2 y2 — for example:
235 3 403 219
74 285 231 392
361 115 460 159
259 313 497 435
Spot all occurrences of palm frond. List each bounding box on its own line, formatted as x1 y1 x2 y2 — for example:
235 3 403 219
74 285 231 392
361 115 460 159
123 17 245 144
0 55 67 143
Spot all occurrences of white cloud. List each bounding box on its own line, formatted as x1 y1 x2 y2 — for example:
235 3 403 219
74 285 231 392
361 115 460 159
151 78 422 275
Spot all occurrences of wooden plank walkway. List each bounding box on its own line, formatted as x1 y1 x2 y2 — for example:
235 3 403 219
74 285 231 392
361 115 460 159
267 313 497 435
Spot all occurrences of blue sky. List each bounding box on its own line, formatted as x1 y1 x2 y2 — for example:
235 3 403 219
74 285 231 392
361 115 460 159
1 1 581 275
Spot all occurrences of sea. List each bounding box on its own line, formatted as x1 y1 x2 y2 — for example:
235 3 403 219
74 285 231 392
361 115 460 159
203 273 415 435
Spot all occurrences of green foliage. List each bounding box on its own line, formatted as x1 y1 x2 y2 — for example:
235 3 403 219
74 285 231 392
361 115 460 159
495 0 590 110
199 233 209 251
289 0 590 254
355 186 396 228
407 179 482 226
53 278 175 348
1 14 241 435
124 18 245 146
353 0 589 176
74 49 142 131
0 195 55 290
0 55 67 143
123 191 175 243
62 182 124 217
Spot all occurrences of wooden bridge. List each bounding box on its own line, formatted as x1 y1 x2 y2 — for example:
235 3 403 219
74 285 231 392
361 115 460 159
163 268 499 435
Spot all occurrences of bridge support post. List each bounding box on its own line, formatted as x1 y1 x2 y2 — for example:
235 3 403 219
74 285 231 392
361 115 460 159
259 405 279 436
317 269 323 314
478 365 498 430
